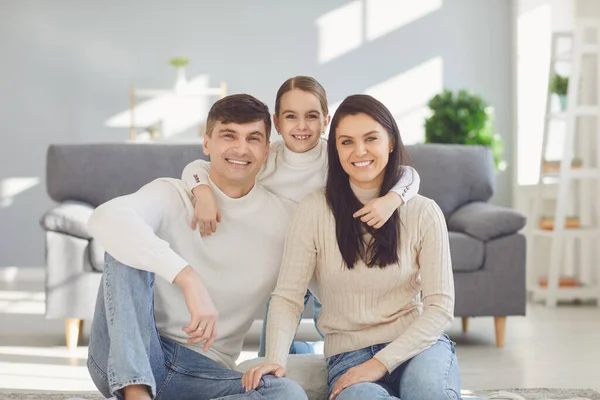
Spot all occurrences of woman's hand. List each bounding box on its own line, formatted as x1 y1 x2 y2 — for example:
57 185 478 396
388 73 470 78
191 185 221 236
242 363 287 392
330 358 388 400
353 192 402 229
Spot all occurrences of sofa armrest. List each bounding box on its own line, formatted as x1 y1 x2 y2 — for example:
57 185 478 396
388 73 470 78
40 201 95 240
447 202 526 241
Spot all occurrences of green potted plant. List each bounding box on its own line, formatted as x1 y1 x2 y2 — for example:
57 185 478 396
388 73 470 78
424 89 506 171
169 57 189 92
549 73 569 111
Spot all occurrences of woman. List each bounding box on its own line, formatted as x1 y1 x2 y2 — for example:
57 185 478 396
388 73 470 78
242 94 460 400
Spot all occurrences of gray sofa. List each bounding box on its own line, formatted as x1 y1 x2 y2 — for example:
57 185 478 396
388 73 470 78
41 143 526 349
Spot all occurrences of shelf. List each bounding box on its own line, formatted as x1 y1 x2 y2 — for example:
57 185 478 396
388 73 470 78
582 44 600 55
529 285 600 301
541 168 600 180
551 55 572 63
532 228 600 238
547 107 599 119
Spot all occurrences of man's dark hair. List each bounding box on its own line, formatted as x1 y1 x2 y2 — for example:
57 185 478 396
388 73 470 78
205 94 272 141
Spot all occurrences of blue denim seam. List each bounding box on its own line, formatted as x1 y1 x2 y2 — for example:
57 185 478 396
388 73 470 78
155 366 176 400
166 342 241 382
87 355 107 382
443 343 460 400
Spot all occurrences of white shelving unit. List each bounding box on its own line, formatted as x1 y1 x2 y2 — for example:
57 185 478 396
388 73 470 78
527 19 600 307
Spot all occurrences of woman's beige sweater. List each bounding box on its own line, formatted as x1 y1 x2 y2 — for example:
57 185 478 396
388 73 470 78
265 183 455 372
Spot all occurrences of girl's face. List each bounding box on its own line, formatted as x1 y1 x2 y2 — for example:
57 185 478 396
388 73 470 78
335 113 393 190
274 89 330 153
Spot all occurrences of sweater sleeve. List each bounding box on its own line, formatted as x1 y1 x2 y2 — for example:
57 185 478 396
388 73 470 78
389 166 420 204
264 193 319 367
88 179 190 283
374 200 454 372
181 159 211 192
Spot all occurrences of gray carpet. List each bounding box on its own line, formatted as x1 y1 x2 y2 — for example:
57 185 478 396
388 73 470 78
471 389 600 400
0 388 599 399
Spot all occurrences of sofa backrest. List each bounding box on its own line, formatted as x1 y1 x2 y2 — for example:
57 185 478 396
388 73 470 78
406 144 496 218
46 143 208 207
46 143 496 216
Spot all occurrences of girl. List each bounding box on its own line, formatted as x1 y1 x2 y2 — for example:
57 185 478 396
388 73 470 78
242 94 460 400
181 77 421 357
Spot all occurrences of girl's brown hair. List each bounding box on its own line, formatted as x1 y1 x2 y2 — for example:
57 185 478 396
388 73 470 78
274 76 329 116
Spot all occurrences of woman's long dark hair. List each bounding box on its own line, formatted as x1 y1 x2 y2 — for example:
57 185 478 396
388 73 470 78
326 94 409 269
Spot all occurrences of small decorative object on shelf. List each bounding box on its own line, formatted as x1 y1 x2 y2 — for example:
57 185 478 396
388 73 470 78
538 276 579 288
542 158 582 173
538 216 581 230
169 57 189 92
549 73 569 111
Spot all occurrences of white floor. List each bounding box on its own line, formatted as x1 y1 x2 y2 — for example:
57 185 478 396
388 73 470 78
1 269 599 394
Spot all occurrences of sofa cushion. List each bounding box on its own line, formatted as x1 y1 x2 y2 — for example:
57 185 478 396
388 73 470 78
89 239 105 272
406 144 495 219
447 202 526 241
46 143 209 207
40 201 94 239
448 232 484 272
237 355 327 400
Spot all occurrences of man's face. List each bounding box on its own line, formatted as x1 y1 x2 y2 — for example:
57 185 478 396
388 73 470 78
203 120 270 187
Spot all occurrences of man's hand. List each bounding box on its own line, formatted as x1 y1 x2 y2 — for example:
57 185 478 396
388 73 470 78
353 192 403 229
191 185 221 237
241 363 287 392
330 358 388 400
173 266 218 351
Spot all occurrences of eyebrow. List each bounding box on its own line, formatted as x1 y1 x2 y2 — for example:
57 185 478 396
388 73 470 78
281 109 321 115
218 129 265 138
337 130 379 139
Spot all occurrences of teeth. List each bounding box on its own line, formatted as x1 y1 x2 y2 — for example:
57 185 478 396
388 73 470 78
226 159 249 165
353 161 373 167
293 135 310 140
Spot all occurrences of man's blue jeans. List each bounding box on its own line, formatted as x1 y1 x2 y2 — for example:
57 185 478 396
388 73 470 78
258 292 323 357
326 335 461 400
87 253 307 400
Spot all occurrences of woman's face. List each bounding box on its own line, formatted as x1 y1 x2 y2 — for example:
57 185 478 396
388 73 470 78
274 89 329 153
335 113 393 190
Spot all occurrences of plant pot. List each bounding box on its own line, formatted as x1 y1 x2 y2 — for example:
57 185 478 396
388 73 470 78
174 66 187 92
558 94 567 111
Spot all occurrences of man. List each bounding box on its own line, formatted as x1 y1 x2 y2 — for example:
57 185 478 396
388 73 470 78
87 94 307 400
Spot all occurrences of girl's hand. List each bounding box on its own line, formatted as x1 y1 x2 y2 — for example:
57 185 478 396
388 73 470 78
191 185 221 236
353 192 402 229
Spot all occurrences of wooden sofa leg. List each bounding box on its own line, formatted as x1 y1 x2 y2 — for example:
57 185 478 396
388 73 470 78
494 316 506 347
462 317 469 333
66 318 83 350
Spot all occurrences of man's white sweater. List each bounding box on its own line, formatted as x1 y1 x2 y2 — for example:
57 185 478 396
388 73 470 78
88 178 295 369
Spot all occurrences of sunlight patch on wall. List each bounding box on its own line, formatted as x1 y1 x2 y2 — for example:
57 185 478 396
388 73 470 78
105 74 211 140
0 178 40 208
365 57 443 144
365 0 442 41
316 1 364 64
316 0 442 64
517 4 551 186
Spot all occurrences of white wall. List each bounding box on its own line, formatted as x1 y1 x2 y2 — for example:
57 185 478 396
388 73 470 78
0 0 514 267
